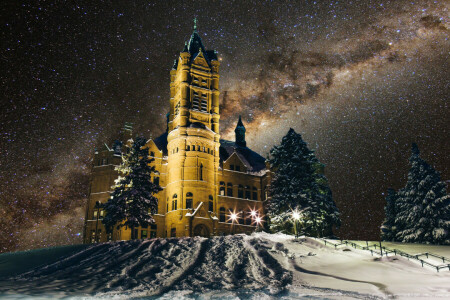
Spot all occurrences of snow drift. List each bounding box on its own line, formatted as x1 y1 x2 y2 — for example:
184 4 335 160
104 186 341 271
1 233 449 299
0 234 291 298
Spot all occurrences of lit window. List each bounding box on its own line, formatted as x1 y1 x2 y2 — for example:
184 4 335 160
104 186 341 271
219 182 225 195
141 230 148 239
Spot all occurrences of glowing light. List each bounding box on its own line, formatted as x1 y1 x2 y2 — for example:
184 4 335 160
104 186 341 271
255 216 262 225
292 211 300 220
230 213 237 221
250 210 257 217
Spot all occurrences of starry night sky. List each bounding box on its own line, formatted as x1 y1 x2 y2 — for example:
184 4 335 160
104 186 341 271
1 0 448 252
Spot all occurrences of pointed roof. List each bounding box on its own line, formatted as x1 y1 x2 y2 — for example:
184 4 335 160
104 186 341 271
235 115 245 130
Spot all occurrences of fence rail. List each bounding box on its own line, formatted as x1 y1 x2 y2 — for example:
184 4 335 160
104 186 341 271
312 237 450 272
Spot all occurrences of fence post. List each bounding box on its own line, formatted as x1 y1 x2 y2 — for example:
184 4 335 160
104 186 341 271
426 253 428 259
420 260 424 267
394 249 396 256
443 257 445 263
371 250 373 256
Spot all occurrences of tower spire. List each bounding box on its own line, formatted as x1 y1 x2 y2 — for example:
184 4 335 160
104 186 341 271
193 17 198 32
235 116 246 147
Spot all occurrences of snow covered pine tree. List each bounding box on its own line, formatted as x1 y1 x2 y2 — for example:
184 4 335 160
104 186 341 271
267 128 340 237
392 143 449 244
102 136 162 240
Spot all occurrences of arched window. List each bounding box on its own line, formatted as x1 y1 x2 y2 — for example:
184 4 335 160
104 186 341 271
227 183 233 197
252 187 257 200
154 177 159 186
172 194 177 211
199 164 203 181
245 185 251 199
238 185 244 198
219 182 225 195
208 195 213 212
219 207 226 222
186 192 193 209
150 151 155 157
166 198 169 213
186 145 190 151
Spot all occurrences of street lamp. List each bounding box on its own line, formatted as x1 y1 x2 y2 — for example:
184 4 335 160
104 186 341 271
230 211 238 234
292 209 301 239
255 216 262 231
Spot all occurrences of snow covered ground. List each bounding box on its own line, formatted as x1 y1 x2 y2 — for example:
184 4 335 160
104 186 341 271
0 233 449 299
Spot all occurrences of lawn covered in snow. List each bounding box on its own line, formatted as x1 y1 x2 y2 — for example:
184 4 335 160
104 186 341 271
0 233 448 299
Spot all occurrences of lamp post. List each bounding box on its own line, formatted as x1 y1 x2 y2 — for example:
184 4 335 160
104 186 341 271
255 216 262 231
292 210 301 239
230 212 237 234
380 225 389 257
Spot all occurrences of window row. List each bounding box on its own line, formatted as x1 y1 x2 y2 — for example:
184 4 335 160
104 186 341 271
228 164 241 171
171 146 214 156
219 182 258 200
186 145 214 155
218 207 259 226
167 193 214 212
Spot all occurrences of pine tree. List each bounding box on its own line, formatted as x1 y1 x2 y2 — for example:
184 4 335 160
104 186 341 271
381 188 398 241
102 136 162 239
267 128 340 237
394 143 449 244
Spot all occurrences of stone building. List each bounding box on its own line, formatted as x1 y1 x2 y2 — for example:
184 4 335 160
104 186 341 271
83 23 270 243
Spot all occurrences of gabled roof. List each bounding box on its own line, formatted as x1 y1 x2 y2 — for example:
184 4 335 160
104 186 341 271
219 140 267 173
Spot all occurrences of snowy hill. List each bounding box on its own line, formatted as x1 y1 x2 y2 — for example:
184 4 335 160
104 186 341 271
0 233 449 299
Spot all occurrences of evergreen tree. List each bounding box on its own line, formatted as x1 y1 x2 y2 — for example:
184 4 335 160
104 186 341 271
381 188 398 241
394 143 449 244
102 136 162 239
267 128 340 237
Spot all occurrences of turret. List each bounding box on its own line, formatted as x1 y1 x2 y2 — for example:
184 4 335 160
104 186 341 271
235 116 246 147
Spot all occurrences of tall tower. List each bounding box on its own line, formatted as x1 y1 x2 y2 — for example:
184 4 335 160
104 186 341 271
165 19 221 237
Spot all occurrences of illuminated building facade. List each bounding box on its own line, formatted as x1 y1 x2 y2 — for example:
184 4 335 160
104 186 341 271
84 22 270 243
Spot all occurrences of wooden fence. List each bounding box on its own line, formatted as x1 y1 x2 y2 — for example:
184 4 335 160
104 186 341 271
313 237 450 272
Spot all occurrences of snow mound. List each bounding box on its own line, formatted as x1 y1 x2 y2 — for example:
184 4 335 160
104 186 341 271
0 234 291 298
